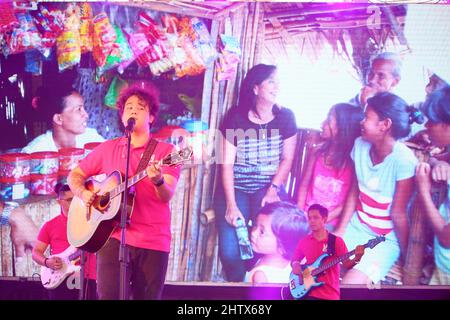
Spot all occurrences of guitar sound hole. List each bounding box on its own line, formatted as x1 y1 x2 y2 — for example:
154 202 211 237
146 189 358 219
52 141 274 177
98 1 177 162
98 193 110 210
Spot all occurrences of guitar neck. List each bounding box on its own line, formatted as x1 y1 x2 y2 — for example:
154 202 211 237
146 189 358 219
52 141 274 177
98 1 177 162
106 147 192 200
311 244 369 276
110 169 148 199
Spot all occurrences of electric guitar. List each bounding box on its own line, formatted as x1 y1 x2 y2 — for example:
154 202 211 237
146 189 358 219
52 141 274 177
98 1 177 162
289 235 385 299
67 147 193 253
40 246 81 289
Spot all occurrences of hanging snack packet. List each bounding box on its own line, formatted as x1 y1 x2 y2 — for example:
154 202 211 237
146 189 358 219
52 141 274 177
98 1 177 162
125 31 151 67
97 25 134 76
216 33 241 81
78 3 93 53
191 17 217 65
216 50 240 81
32 4 64 55
137 11 167 63
104 76 128 108
56 29 81 71
219 34 241 55
2 12 41 57
92 12 117 68
0 2 19 31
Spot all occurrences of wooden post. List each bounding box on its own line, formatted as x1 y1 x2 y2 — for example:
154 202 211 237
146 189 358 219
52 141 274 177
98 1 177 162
403 195 427 285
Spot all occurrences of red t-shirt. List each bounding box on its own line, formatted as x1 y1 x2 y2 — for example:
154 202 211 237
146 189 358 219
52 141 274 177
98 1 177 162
78 137 181 252
38 213 96 280
292 232 348 300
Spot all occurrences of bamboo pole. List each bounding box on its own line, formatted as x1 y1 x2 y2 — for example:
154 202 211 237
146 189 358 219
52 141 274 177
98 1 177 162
200 224 218 281
403 196 427 285
168 167 186 280
254 6 265 65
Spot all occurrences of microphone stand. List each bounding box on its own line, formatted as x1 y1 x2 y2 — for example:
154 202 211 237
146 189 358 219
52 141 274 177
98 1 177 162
78 251 85 300
119 126 133 300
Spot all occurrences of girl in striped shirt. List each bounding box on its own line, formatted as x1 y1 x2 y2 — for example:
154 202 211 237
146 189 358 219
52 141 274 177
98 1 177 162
334 92 424 285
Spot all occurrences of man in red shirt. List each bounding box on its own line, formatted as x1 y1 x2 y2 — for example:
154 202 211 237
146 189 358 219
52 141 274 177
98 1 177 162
291 204 364 300
32 184 97 300
68 82 181 300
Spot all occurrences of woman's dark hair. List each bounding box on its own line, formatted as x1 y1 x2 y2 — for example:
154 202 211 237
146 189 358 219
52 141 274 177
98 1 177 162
421 85 450 124
35 85 81 127
236 64 279 117
366 92 425 140
257 201 309 260
318 103 363 170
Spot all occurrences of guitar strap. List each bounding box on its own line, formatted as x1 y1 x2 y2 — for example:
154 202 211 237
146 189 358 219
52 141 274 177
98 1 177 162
327 233 336 256
126 138 158 198
136 138 159 173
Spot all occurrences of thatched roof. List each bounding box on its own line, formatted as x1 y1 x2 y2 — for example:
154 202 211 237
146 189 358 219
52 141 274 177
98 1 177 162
117 1 407 39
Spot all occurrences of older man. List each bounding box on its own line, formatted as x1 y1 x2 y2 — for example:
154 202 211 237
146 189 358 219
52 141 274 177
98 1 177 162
350 52 402 108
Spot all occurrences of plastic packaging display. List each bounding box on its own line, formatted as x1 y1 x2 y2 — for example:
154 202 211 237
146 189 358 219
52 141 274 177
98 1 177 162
30 151 59 174
58 148 85 171
235 217 254 260
57 170 70 185
30 173 58 195
0 153 31 179
0 177 30 201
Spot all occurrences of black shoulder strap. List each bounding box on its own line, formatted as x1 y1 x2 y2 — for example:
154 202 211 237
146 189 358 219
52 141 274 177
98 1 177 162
327 233 336 256
136 138 158 173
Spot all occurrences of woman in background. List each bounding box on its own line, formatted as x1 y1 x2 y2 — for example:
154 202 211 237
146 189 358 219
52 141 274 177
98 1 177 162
215 64 298 282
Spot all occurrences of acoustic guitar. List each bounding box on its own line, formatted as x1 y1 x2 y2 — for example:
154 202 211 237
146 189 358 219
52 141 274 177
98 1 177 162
67 147 193 253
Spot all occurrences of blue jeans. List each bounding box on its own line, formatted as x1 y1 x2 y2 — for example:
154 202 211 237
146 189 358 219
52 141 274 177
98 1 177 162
215 185 288 282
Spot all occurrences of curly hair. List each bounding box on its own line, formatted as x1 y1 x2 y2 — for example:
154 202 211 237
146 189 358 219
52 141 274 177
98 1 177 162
116 81 160 121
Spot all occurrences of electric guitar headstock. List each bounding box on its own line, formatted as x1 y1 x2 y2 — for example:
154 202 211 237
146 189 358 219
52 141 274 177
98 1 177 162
366 235 386 249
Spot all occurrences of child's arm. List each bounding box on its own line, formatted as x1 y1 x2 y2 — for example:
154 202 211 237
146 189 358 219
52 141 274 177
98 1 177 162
334 168 359 237
416 162 450 248
296 146 318 209
390 177 415 262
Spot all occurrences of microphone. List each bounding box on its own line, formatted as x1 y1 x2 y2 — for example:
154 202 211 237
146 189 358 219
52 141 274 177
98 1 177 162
125 117 136 132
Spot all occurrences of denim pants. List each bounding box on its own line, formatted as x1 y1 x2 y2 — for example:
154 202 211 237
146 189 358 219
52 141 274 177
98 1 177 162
96 238 169 300
215 185 288 282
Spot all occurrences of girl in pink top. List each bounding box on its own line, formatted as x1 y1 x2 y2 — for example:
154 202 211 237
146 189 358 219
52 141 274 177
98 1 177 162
297 103 363 230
